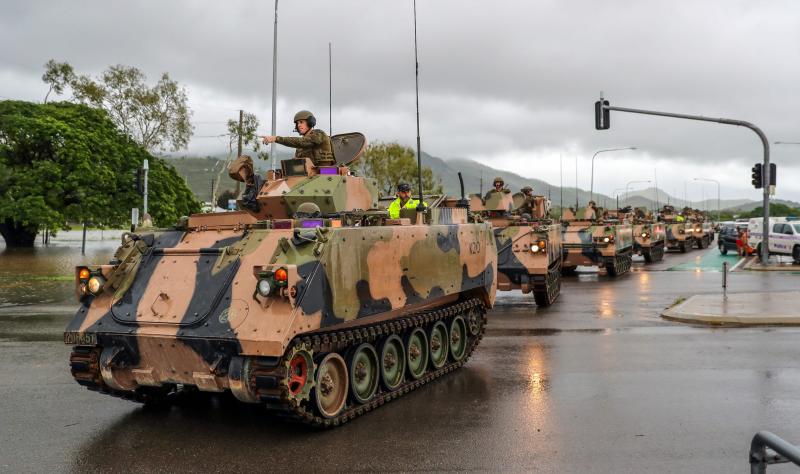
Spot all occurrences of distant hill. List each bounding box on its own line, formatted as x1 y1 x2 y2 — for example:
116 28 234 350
163 152 791 213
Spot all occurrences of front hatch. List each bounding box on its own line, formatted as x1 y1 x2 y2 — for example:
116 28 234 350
111 249 240 326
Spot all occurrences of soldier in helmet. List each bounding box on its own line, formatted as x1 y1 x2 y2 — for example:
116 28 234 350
262 110 335 167
484 176 509 201
516 185 535 217
388 182 424 219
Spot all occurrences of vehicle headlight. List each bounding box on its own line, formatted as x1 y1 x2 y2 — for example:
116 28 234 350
257 279 273 297
695 228 701 232
531 244 540 253
603 237 611 243
641 232 649 238
87 276 105 295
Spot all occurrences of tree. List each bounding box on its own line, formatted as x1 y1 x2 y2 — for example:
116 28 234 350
358 141 443 197
43 61 193 152
41 60 76 104
0 100 200 247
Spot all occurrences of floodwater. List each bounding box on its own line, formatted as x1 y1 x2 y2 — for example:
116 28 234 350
0 230 121 308
2 236 800 472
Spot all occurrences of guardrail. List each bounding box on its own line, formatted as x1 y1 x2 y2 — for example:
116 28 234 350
750 431 800 473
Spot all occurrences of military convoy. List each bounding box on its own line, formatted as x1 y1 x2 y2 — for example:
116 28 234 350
456 184 562 306
560 204 634 276
64 133 498 427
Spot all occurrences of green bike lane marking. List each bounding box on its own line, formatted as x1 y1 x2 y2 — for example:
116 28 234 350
667 250 741 272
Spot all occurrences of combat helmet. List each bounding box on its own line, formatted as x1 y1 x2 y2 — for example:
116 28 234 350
293 110 316 130
521 186 533 194
493 176 504 185
295 201 321 218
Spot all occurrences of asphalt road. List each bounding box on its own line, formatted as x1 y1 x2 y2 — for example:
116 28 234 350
2 248 800 473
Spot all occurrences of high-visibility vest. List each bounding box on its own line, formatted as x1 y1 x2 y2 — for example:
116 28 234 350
388 197 423 219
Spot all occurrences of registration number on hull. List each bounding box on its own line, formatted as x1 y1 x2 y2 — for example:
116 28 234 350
64 331 97 345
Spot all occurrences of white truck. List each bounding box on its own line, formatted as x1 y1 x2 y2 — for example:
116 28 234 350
748 217 800 263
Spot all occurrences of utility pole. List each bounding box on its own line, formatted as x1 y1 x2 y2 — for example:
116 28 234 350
237 109 243 158
142 159 149 218
329 42 333 136
269 0 279 170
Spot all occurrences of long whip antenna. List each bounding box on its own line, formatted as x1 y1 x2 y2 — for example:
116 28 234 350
329 42 333 135
269 0 279 170
413 0 424 209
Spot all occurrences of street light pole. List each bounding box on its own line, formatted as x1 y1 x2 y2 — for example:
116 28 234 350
590 147 636 202
626 180 651 203
612 187 626 210
694 177 720 223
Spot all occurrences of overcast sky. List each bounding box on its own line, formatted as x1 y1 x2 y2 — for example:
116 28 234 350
2 0 800 202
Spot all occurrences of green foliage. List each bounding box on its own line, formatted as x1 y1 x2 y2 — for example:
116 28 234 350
357 141 443 196
41 60 76 104
740 203 800 218
0 100 200 243
43 60 193 152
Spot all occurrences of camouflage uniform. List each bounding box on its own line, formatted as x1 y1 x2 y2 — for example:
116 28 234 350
276 129 335 166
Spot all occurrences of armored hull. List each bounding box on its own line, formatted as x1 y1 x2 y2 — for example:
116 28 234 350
664 222 693 252
633 222 666 263
65 134 497 426
447 192 562 306
560 211 634 277
689 221 713 249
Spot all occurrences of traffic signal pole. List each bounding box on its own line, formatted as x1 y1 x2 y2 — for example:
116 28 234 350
596 98 771 263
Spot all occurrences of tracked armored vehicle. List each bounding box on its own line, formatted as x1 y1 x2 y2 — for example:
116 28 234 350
65 133 497 427
446 187 561 306
659 205 693 253
684 208 713 249
560 205 634 276
628 207 666 263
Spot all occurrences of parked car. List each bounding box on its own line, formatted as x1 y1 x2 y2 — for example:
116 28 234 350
717 221 739 255
748 217 800 263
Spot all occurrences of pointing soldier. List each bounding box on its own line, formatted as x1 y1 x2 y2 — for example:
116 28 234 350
262 110 336 167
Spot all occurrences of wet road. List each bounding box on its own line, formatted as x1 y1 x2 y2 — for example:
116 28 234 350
2 237 800 472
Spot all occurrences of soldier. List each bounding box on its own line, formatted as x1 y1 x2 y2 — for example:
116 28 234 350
484 176 509 201
261 110 335 166
516 186 535 217
388 182 423 219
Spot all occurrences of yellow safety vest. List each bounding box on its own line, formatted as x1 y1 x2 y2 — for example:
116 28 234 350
388 197 423 219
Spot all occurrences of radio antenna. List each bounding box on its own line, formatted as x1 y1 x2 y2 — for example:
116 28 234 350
413 0 424 210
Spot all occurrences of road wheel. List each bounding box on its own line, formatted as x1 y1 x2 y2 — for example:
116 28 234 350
719 245 727 255
562 266 577 276
643 249 653 263
379 335 405 391
314 353 348 419
428 321 449 370
679 241 687 253
448 316 468 362
347 343 379 404
793 245 800 264
405 328 429 380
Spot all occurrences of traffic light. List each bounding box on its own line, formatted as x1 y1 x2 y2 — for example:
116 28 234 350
751 163 762 189
595 99 610 130
135 168 144 195
769 163 776 186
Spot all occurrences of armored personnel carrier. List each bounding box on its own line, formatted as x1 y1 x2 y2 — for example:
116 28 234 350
445 187 561 306
64 133 497 427
628 207 666 263
560 205 634 276
659 205 693 253
684 208 713 249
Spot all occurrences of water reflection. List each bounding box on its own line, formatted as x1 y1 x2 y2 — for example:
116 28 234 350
0 230 121 307
70 367 492 472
